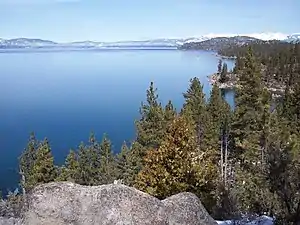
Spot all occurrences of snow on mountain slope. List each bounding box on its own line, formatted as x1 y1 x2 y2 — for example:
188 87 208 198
285 33 300 43
0 32 299 49
192 32 288 41
182 36 211 43
243 32 288 41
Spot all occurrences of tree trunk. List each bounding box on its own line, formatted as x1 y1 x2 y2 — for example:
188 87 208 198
224 131 228 187
221 131 224 181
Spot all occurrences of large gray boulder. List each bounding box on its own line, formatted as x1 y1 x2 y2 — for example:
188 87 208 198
23 182 217 225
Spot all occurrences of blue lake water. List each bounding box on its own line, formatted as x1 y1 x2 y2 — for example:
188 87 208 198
0 49 234 194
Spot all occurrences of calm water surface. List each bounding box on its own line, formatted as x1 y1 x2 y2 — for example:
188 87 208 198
0 49 234 193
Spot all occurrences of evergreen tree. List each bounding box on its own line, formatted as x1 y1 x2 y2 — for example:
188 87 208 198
135 115 218 212
19 132 39 194
231 46 264 162
115 142 130 180
220 63 228 83
282 49 300 134
28 138 57 188
206 85 230 150
265 113 300 224
230 47 270 215
77 133 101 186
218 59 223 74
135 115 199 199
206 85 232 183
135 81 165 153
181 77 207 148
115 141 140 185
164 100 177 126
99 134 116 184
56 149 79 183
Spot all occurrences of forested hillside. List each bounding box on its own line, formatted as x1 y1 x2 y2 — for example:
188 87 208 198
178 36 262 52
1 43 300 225
213 42 300 98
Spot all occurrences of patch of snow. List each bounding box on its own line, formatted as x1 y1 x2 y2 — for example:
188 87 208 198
245 32 288 40
216 216 274 225
285 33 300 42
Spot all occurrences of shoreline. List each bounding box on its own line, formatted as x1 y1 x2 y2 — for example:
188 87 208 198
207 73 285 98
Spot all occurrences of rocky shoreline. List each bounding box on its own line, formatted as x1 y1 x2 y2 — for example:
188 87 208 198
208 73 285 98
207 72 237 89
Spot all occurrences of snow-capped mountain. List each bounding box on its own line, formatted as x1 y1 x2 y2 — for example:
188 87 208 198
179 36 261 51
65 41 103 47
100 39 182 47
0 32 299 49
285 33 300 43
0 38 57 48
181 36 211 44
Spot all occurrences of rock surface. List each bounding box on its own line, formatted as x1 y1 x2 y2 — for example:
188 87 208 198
0 217 21 225
22 182 217 225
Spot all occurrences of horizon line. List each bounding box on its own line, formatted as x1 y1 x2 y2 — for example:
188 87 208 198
1 32 300 43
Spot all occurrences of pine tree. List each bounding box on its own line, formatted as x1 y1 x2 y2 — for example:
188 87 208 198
115 141 140 185
76 132 109 186
19 132 39 194
231 46 264 162
135 81 165 153
206 85 231 183
181 77 207 148
115 142 130 180
218 59 223 74
56 149 79 183
233 56 244 74
164 100 177 131
76 136 96 185
229 47 273 216
135 115 218 212
135 115 200 199
28 138 57 188
282 46 300 134
265 113 300 224
220 63 228 83
99 134 116 184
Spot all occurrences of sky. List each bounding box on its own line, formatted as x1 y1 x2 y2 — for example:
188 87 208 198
0 0 299 42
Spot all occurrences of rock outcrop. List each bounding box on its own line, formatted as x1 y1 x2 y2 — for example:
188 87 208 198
0 217 21 225
21 182 217 225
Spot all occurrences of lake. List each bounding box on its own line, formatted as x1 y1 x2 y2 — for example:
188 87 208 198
0 49 234 194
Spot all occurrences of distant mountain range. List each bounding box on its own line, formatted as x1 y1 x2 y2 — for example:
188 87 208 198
0 33 299 49
179 36 262 51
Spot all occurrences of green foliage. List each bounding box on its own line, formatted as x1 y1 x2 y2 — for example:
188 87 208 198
218 59 222 74
76 133 101 186
5 190 23 218
135 81 165 152
115 141 143 186
231 47 264 160
164 100 176 124
135 115 199 199
115 142 131 180
264 114 300 224
28 138 57 188
56 149 79 183
98 134 116 184
75 133 118 186
19 132 39 193
181 77 207 147
220 63 228 83
205 85 231 151
135 115 218 213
